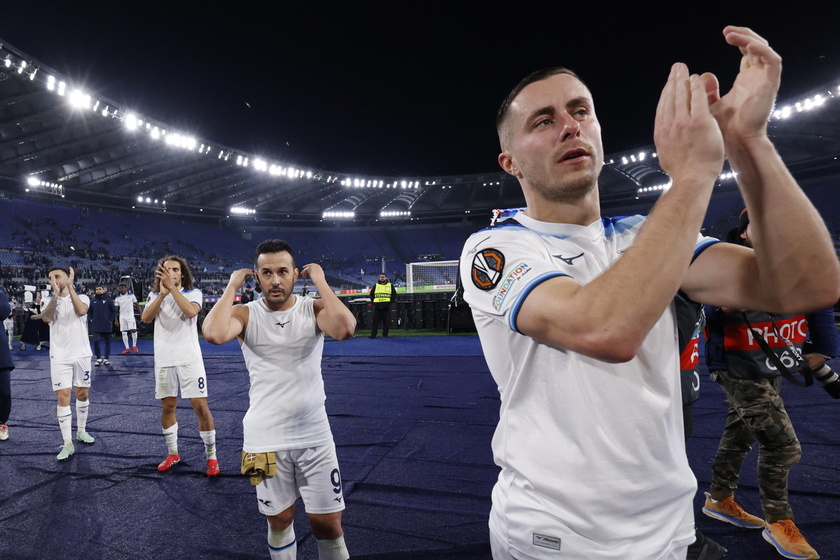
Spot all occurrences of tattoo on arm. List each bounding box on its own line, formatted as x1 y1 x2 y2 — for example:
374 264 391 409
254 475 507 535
41 297 58 322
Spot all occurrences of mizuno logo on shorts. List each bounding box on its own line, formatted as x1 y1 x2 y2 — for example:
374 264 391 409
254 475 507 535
533 533 561 550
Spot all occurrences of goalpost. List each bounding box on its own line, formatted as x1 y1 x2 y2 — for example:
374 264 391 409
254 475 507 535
405 260 459 293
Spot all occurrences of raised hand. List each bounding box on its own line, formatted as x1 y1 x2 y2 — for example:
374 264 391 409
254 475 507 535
703 26 782 144
155 264 172 296
228 268 254 291
49 274 63 295
654 63 724 186
300 263 325 285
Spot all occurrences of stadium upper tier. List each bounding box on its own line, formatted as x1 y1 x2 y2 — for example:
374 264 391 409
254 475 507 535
1 39 839 227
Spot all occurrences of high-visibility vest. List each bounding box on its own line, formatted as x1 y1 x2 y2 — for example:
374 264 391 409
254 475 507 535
372 282 393 304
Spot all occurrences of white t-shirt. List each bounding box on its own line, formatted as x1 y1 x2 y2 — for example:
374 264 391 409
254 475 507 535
240 296 333 452
115 293 137 320
460 213 717 560
44 294 92 362
147 289 203 367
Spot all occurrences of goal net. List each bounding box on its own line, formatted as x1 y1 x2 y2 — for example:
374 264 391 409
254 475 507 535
405 260 459 293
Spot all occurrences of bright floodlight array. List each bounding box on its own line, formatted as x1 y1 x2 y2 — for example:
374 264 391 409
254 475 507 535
3 40 838 219
25 176 64 198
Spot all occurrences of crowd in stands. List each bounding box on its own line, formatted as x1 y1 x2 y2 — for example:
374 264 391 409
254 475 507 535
0 196 474 316
3 186 838 320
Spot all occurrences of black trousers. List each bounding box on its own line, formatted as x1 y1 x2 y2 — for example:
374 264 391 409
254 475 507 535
370 305 392 337
0 367 11 424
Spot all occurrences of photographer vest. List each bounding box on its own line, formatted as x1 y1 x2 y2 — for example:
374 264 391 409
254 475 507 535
716 310 808 380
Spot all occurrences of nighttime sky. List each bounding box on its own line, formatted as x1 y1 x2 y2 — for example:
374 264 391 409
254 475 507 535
3 2 839 177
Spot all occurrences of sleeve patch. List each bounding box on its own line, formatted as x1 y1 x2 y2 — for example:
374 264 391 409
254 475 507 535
471 248 506 290
493 262 532 310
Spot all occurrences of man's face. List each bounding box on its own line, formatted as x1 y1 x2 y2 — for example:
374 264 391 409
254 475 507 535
118 285 127 294
255 251 299 310
95 286 104 295
379 274 387 284
499 73 604 204
49 270 69 291
163 260 183 288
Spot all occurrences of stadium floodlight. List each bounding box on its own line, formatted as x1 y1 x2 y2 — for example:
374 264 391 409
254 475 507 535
26 176 40 187
230 206 256 216
322 211 355 219
69 89 91 109
125 113 139 130
3 55 10 68
773 106 793 119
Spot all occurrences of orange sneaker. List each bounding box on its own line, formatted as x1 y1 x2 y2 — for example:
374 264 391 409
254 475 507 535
206 459 220 477
763 520 819 559
702 492 765 529
121 348 131 354
132 346 139 353
157 454 180 471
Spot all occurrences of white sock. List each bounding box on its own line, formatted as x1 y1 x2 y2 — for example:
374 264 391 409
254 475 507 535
268 521 296 560
131 332 138 346
57 405 72 444
163 422 178 455
122 333 130 349
75 399 90 434
317 536 349 560
199 429 217 460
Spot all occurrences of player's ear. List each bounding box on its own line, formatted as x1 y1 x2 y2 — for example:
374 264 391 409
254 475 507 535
499 151 520 177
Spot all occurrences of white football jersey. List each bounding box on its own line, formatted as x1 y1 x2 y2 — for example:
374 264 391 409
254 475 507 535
461 212 717 559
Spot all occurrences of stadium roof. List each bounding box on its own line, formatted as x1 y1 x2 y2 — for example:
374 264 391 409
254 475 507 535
1 38 839 227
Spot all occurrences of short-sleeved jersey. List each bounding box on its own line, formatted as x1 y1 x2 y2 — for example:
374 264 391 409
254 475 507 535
115 293 138 320
240 296 333 453
44 294 92 363
147 289 203 367
460 212 717 559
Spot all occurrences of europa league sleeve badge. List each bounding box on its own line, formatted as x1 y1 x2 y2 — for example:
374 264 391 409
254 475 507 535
471 249 505 291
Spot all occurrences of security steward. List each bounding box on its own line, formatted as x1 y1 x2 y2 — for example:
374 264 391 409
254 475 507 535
369 273 397 338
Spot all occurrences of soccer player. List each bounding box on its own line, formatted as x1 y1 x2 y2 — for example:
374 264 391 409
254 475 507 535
460 27 840 559
115 282 140 353
202 239 355 560
141 256 219 476
41 267 95 460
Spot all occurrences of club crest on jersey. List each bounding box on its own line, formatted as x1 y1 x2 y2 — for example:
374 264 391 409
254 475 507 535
471 249 505 290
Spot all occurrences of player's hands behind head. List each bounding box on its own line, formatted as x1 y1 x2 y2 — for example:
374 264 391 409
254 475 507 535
228 268 254 291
